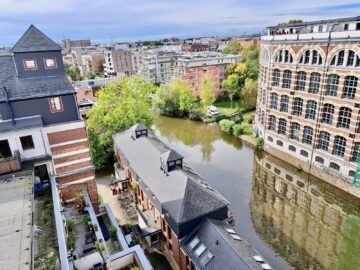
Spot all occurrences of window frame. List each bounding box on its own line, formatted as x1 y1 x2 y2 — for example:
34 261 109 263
309 72 321 94
326 74 339 96
272 69 280 86
351 142 360 162
280 95 289 112
23 59 38 70
282 70 292 89
317 131 330 151
269 115 276 131
49 96 63 113
305 100 317 120
270 93 278 109
43 58 58 69
293 97 303 116
290 122 301 141
333 136 347 157
295 71 306 91
337 107 352 129
322 104 334 124
278 118 287 135
342 76 358 99
302 126 313 145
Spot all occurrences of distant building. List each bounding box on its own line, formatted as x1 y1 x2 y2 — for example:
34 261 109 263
256 16 360 191
76 86 96 117
238 36 261 49
181 42 209 52
104 49 138 77
174 53 240 95
61 38 91 50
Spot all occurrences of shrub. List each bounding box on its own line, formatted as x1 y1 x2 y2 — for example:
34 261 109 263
232 124 245 136
215 113 227 122
189 109 202 121
67 233 76 250
81 215 91 225
98 195 104 206
124 223 133 234
109 225 117 238
246 114 255 124
255 137 264 151
219 119 235 134
203 117 217 124
66 220 75 232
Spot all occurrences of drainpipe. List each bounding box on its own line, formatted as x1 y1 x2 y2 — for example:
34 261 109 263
308 23 338 175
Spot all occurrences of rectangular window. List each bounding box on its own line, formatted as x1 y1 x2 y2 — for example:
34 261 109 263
318 131 330 151
49 97 63 113
24 59 37 70
295 72 306 91
309 73 321 94
20 135 35 150
326 74 339 96
0 139 12 158
351 142 360 162
44 58 57 69
282 70 292 89
305 101 317 120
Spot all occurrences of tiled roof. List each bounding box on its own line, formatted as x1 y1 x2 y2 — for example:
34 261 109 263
182 219 265 270
11 25 62 53
0 56 74 102
112 127 229 224
0 115 43 133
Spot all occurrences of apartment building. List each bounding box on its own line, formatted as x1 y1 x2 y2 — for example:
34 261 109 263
112 124 269 270
61 38 91 51
0 25 99 210
103 49 138 77
256 16 360 193
174 53 240 95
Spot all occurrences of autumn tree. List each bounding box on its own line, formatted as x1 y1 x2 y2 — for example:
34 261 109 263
199 75 216 111
222 39 242 55
87 76 156 168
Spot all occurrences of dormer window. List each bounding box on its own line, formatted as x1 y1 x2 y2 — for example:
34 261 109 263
24 59 37 70
44 58 57 69
160 149 184 173
131 124 148 139
49 96 63 113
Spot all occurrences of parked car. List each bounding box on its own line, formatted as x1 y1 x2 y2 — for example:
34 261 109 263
206 106 219 117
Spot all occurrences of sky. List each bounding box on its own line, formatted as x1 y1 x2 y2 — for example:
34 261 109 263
0 0 360 45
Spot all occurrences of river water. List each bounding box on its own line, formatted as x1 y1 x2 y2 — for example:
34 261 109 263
153 116 360 270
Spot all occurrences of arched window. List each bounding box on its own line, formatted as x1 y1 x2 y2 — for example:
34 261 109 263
278 118 287 135
272 69 280 86
295 71 306 91
300 150 309 157
276 140 283 146
330 50 360 67
271 93 278 109
315 156 324 164
293 97 303 116
280 95 289 112
330 162 340 171
305 100 317 120
275 49 293 63
269 115 276 130
337 107 352 129
351 142 360 162
333 136 347 157
318 131 330 151
289 145 296 152
267 136 273 142
326 74 339 96
309 72 321 93
261 111 265 125
342 76 358 99
290 122 301 141
322 104 334 124
302 126 313 145
282 70 292 88
299 49 323 65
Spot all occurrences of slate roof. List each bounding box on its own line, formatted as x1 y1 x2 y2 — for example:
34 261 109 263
182 219 265 270
161 149 183 163
113 126 229 224
0 55 74 102
132 123 148 132
11 25 62 53
0 115 43 133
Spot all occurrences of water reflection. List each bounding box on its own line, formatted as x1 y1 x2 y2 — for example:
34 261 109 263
252 153 360 270
153 116 242 161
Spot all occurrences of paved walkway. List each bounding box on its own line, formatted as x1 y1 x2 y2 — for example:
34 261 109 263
96 170 136 226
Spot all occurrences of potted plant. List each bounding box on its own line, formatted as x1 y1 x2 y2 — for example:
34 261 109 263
109 225 117 239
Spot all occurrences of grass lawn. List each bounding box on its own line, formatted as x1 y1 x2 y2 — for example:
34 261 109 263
213 100 241 114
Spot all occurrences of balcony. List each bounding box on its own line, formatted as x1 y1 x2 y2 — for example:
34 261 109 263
0 151 21 175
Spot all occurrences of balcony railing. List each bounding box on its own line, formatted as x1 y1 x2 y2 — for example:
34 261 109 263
0 151 21 175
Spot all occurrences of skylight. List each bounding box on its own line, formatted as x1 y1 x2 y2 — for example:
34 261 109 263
200 250 214 266
194 243 207 257
231 234 242 241
226 228 236 234
189 236 200 250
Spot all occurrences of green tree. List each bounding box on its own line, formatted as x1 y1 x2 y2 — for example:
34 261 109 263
86 71 95 80
240 79 258 110
225 62 249 80
199 75 215 111
153 79 196 117
65 64 83 81
221 74 241 108
87 76 155 168
222 39 242 55
241 45 259 80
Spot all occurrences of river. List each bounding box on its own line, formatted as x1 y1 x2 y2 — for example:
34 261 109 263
152 115 360 270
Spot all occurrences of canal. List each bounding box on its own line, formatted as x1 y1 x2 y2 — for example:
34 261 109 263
153 115 360 270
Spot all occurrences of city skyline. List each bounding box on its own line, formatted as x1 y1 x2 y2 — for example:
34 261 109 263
0 0 360 45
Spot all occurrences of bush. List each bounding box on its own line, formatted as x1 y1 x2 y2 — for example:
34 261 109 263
66 220 75 232
232 124 245 136
67 233 76 250
215 113 227 122
246 114 255 124
81 215 91 225
255 137 264 151
219 119 235 134
124 223 133 234
189 109 202 121
203 117 217 124
109 225 117 238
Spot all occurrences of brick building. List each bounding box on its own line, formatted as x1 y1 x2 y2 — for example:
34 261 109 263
0 25 98 210
112 124 268 270
256 16 360 191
